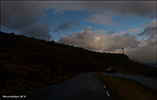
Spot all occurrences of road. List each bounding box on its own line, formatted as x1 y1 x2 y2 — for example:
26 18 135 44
18 73 114 99
102 72 157 90
15 72 156 99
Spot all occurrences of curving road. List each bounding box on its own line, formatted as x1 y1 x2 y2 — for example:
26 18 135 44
17 73 114 99
14 72 156 100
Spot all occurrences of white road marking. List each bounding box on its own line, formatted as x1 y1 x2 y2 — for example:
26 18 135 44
103 85 106 88
106 91 110 96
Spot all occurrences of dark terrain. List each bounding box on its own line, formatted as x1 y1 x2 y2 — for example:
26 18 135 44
0 31 156 94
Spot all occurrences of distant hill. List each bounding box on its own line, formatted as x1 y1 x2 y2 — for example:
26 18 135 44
130 58 157 68
130 58 143 63
0 31 156 94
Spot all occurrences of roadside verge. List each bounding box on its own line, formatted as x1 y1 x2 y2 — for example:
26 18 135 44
97 72 157 100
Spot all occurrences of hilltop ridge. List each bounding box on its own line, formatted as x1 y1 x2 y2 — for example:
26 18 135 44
0 31 156 94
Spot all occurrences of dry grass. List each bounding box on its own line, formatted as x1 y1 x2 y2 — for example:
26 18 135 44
1 73 78 95
97 72 157 100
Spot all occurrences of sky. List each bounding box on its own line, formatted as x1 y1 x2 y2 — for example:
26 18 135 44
1 1 157 63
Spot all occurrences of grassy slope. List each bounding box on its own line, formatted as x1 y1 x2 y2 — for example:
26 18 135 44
0 32 157 94
97 72 157 100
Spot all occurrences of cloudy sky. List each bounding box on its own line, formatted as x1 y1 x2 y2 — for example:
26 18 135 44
1 1 156 63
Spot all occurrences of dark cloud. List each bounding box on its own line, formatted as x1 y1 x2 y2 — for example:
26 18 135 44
138 26 156 38
107 30 115 34
53 2 156 18
136 20 156 46
2 1 156 29
85 14 116 25
1 1 156 41
83 2 156 18
54 21 79 32
22 23 51 41
1 2 52 40
44 2 156 18
1 2 44 30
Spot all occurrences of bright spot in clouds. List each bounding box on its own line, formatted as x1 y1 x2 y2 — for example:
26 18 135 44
59 19 156 63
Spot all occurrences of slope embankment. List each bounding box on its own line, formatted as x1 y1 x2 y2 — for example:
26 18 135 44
0 31 156 94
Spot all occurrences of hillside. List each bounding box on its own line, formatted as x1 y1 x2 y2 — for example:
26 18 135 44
0 31 156 94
